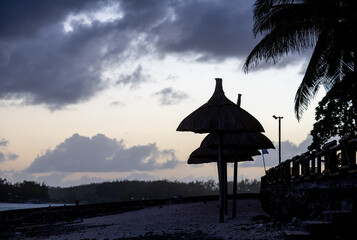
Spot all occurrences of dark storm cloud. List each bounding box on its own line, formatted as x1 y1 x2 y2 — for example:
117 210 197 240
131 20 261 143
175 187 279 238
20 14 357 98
240 135 312 168
153 87 188 105
0 0 301 109
26 133 180 173
0 0 159 109
153 0 257 60
0 0 97 40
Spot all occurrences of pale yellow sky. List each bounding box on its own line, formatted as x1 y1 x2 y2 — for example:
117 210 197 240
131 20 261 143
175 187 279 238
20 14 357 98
0 57 322 186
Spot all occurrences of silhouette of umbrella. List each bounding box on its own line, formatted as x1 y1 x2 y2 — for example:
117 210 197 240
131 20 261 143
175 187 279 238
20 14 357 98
198 95 275 219
177 78 265 223
188 146 259 216
188 147 260 164
177 80 264 134
201 132 275 150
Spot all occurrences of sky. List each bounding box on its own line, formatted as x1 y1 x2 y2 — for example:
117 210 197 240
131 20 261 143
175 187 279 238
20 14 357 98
0 0 324 187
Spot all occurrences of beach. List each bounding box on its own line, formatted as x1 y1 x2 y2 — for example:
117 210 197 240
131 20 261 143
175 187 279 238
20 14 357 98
9 197 301 240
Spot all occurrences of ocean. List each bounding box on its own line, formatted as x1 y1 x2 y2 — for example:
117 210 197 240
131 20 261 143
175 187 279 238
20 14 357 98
0 202 67 212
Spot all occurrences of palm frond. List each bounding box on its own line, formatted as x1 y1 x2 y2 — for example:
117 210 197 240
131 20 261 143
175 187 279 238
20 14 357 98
244 21 316 72
253 2 312 36
294 30 331 120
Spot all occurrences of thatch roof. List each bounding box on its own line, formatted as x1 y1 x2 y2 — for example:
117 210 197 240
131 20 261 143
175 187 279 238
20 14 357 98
176 78 264 134
188 156 253 164
200 132 275 150
187 147 260 164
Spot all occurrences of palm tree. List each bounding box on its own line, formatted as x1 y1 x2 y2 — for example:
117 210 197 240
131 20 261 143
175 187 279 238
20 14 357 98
244 0 357 121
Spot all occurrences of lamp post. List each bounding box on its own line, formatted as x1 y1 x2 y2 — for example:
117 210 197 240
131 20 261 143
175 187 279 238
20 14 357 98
273 115 283 164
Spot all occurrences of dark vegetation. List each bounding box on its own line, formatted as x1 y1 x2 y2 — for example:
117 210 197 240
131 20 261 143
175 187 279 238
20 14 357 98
309 74 355 149
0 178 49 203
0 178 260 204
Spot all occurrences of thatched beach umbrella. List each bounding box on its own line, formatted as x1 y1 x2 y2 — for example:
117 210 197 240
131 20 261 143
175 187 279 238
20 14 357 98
198 96 275 219
188 147 260 164
177 78 264 223
188 155 253 164
201 132 275 150
189 147 260 160
177 80 264 134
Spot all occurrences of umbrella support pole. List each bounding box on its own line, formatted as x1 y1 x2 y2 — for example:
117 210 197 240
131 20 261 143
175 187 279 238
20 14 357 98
218 133 224 223
224 160 228 215
232 157 238 219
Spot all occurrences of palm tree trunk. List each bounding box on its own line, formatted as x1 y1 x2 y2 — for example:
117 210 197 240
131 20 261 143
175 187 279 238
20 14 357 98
353 36 357 126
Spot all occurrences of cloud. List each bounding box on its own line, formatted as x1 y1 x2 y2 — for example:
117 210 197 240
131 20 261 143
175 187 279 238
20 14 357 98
0 152 4 163
0 138 9 147
124 172 157 181
0 0 308 109
0 0 99 40
153 87 188 105
153 0 256 60
26 133 180 173
110 100 126 107
0 138 20 163
0 152 19 163
6 153 19 161
240 135 313 168
116 65 150 88
0 0 160 109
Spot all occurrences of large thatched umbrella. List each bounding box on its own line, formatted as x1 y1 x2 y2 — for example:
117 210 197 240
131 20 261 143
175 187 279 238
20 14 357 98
177 78 264 223
198 96 275 219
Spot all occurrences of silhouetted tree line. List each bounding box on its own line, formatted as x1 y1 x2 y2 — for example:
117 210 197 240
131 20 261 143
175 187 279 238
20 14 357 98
49 179 260 204
227 178 260 194
48 179 218 203
0 178 49 203
0 178 260 203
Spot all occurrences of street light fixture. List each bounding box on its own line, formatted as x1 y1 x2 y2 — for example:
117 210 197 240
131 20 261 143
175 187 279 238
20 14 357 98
273 115 283 164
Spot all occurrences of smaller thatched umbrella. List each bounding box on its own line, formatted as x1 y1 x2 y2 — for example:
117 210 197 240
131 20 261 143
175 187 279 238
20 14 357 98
188 147 260 214
188 156 253 164
201 132 274 150
189 147 260 161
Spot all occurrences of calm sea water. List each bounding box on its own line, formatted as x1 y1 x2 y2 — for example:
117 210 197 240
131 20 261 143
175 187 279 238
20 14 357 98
0 202 67 212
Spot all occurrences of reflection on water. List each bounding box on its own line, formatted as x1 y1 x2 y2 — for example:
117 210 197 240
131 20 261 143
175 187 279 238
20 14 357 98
0 202 67 212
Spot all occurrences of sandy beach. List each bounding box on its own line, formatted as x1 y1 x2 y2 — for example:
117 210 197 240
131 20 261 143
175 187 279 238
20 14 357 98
9 198 302 240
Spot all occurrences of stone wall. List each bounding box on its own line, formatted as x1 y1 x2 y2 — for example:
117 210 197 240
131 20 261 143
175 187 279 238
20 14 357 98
260 133 357 221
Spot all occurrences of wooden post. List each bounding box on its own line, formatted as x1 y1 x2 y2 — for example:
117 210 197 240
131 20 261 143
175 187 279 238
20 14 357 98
218 133 224 223
224 159 228 215
232 156 238 219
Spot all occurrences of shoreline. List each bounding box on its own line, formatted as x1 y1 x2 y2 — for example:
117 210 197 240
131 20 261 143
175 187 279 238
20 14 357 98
1 195 304 240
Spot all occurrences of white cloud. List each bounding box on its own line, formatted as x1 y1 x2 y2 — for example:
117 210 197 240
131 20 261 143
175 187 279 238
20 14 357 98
26 133 180 173
240 135 312 168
